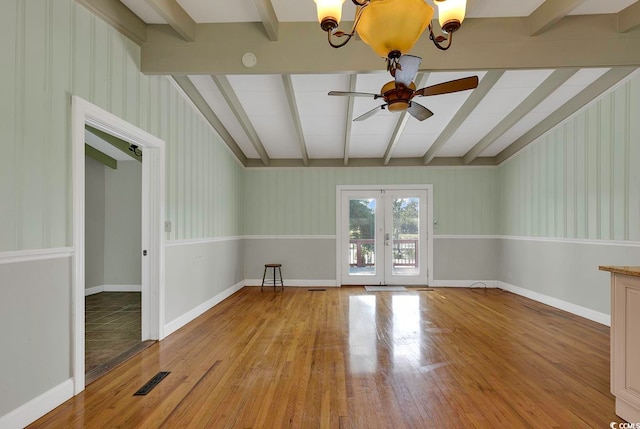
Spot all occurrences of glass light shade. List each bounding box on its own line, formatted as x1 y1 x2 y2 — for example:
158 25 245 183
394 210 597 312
356 0 434 59
436 0 466 32
314 0 345 25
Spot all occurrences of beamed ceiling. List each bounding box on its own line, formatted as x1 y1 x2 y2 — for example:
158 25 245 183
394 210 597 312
76 0 640 167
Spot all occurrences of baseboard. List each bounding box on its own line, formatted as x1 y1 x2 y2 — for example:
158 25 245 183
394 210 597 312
244 279 339 287
498 281 611 326
84 285 142 296
247 279 493 288
84 285 103 296
430 280 498 288
104 284 141 292
0 379 73 429
164 280 245 337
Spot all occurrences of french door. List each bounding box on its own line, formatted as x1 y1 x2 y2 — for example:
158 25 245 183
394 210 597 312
338 187 431 285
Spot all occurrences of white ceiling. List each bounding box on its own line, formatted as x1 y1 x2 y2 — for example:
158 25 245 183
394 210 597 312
121 0 638 23
119 0 639 166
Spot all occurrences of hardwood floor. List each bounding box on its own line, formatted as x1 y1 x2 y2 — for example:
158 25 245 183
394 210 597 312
30 287 621 428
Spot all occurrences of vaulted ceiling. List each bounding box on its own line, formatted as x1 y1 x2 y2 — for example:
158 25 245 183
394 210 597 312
77 0 640 167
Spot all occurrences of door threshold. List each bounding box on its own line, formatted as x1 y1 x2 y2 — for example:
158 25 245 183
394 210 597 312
85 340 156 385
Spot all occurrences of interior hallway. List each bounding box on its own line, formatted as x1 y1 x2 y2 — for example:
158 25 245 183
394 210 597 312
84 292 143 383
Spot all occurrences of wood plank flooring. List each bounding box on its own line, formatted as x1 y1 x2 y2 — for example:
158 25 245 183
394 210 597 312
30 287 622 428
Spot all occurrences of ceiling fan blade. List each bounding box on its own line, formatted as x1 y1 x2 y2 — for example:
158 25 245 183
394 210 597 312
407 102 434 121
354 104 387 121
415 76 479 97
328 91 380 98
395 55 422 87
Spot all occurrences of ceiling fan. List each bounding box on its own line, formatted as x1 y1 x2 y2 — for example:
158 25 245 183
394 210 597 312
329 55 479 122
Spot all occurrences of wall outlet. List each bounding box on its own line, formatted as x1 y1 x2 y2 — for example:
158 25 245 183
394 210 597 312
164 221 172 232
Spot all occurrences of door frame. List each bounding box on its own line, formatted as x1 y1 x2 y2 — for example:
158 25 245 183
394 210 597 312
71 96 166 394
335 185 433 286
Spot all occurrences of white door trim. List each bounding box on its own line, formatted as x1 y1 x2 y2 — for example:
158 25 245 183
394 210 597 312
336 185 433 286
71 96 166 394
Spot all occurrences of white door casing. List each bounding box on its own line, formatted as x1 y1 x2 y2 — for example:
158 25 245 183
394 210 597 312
71 96 166 394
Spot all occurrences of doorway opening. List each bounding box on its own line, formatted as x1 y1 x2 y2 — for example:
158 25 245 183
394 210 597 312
72 96 166 393
84 127 152 384
336 185 433 286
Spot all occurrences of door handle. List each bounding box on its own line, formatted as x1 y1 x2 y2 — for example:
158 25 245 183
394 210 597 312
384 233 390 246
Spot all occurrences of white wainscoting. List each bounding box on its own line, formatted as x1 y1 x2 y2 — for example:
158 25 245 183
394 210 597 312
0 379 73 429
164 280 245 337
499 281 610 326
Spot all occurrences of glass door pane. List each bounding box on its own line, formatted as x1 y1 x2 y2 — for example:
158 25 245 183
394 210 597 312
390 197 420 276
348 198 377 276
341 191 383 285
384 190 428 285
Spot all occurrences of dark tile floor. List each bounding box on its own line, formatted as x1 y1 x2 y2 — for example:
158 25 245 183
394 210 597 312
85 292 142 374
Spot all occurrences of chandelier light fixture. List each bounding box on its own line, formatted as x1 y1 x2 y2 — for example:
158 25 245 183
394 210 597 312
313 0 466 65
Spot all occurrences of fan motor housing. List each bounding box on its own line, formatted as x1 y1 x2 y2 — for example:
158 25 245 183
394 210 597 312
382 81 416 112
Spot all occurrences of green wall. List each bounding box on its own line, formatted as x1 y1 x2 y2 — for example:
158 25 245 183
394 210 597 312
243 167 498 236
494 71 640 319
0 0 242 253
0 0 243 420
498 72 640 241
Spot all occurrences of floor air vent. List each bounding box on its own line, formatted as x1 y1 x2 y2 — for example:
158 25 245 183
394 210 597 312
134 371 170 396
308 288 326 292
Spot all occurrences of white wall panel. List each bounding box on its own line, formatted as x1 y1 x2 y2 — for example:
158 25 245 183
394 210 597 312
0 257 72 417
498 238 640 316
104 161 142 285
165 239 244 323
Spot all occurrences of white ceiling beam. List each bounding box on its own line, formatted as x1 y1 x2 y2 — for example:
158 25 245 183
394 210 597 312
144 0 196 42
344 75 357 166
462 68 578 164
495 67 637 164
528 0 585 36
383 113 411 166
171 76 247 165
618 1 640 33
422 70 504 165
282 75 309 166
211 75 271 166
383 73 429 165
252 0 279 41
